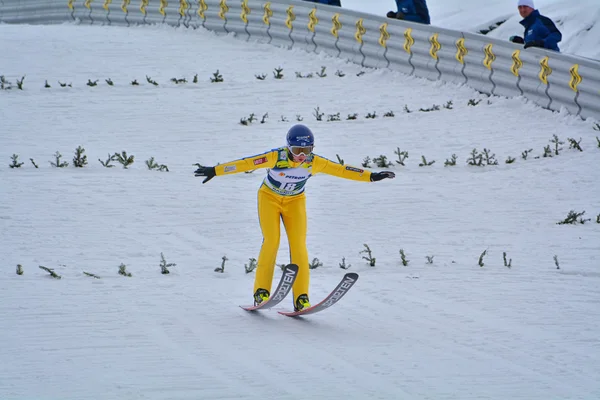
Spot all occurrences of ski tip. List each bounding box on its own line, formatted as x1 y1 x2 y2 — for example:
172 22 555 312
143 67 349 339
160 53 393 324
344 272 359 280
284 263 299 272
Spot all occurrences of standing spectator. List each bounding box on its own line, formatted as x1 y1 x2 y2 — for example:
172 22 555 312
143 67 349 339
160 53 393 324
386 0 431 25
510 0 562 52
302 0 341 6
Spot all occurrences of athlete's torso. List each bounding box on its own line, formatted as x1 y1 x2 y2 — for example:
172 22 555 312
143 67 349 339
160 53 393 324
263 147 313 196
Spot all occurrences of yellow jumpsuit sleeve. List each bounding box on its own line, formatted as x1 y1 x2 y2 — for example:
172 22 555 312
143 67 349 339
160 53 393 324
214 150 278 176
311 155 372 182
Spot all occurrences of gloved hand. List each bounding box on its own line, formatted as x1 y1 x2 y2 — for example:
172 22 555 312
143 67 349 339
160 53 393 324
194 165 216 184
510 35 525 44
386 11 397 18
370 171 395 182
524 40 544 49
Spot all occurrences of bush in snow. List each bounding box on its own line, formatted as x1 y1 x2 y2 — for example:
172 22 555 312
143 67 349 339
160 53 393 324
554 255 560 270
113 151 134 168
160 253 176 274
444 154 457 166
419 104 440 112
313 106 324 121
99 153 116 168
503 252 512 268
327 113 341 122
360 244 376 267
146 76 159 86
210 70 224 83
418 155 435 167
9 154 24 168
83 272 101 279
425 256 434 264
481 148 498 165
467 149 484 166
39 265 61 279
339 257 351 270
374 155 392 168
272 67 284 79
395 148 409 166
550 134 564 156
245 258 257 274
145 157 168 171
521 149 534 160
16 76 25 90
0 75 12 90
118 263 132 277
50 151 69 168
316 66 327 78
399 249 409 266
73 146 88 168
478 249 487 267
567 138 583 152
557 210 590 225
309 257 323 270
215 256 227 273
295 71 314 79
16 264 24 275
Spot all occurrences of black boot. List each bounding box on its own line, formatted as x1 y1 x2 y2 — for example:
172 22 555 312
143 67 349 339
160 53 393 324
254 288 270 306
294 294 311 311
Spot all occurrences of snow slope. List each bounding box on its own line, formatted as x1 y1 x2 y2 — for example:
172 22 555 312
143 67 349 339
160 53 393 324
1 23 600 400
343 0 600 60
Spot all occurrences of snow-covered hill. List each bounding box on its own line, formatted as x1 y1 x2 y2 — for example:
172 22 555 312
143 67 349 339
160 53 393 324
1 22 599 400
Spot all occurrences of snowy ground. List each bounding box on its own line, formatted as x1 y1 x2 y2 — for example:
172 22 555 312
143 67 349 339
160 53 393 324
344 0 600 60
1 23 600 400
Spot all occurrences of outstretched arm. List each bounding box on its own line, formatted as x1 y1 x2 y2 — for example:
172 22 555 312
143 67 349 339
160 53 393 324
312 155 395 182
194 150 278 184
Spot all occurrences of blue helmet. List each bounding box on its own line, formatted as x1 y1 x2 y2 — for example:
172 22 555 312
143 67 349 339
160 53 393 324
286 124 314 147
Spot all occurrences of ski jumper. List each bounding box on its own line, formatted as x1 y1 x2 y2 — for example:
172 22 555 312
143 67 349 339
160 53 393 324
213 146 372 303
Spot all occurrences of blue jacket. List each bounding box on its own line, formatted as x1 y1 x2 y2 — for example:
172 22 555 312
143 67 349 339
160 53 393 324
520 9 562 52
303 0 341 6
395 0 430 25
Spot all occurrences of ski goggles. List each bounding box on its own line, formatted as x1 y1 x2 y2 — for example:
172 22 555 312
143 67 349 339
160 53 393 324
289 145 314 156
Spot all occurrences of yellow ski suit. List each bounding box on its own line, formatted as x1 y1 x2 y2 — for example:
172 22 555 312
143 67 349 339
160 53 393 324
214 147 372 303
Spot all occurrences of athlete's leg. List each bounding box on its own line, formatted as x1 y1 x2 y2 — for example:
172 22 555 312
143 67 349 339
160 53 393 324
254 187 283 295
281 193 309 303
